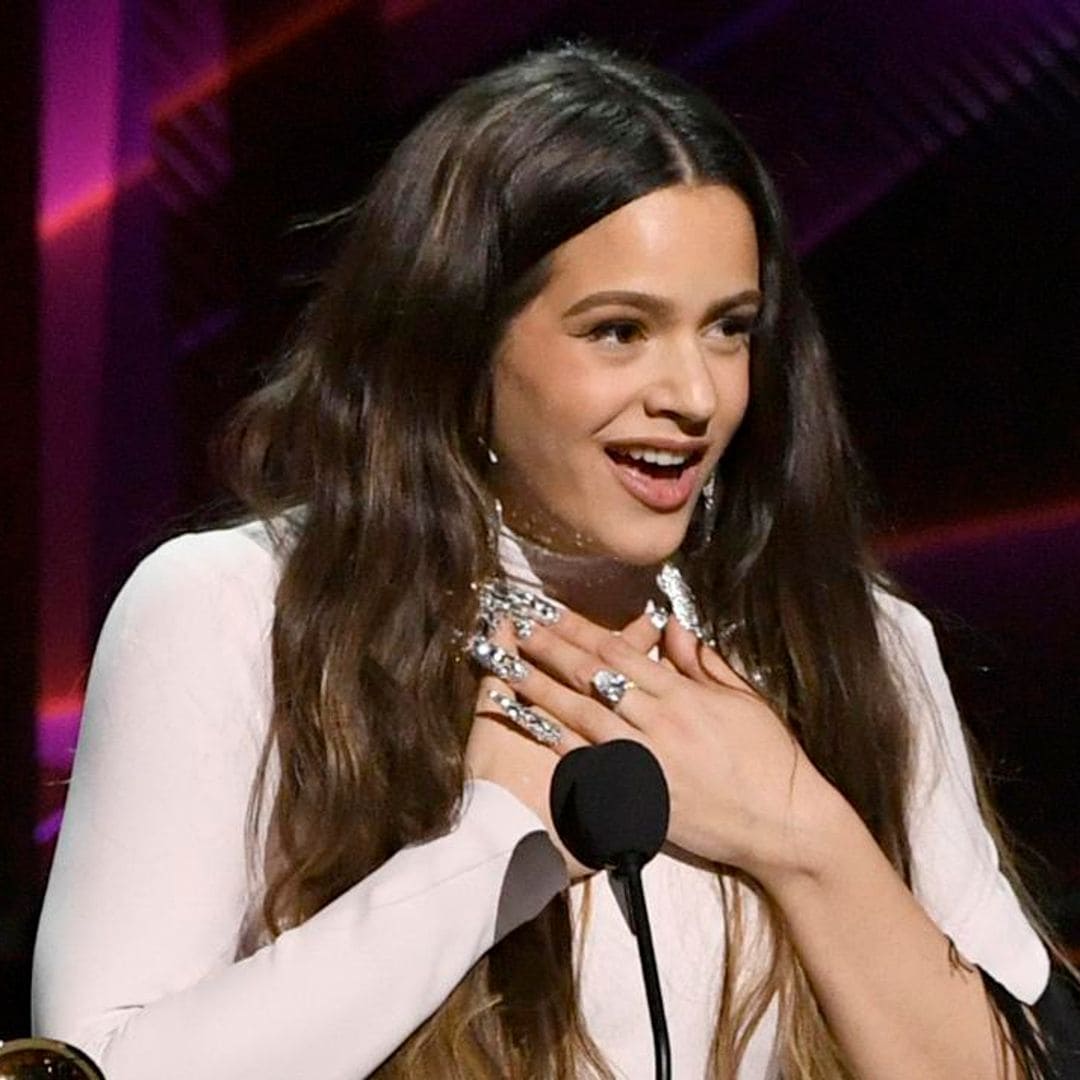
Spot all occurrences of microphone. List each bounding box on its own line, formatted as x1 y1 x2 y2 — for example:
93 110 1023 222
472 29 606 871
550 740 671 1080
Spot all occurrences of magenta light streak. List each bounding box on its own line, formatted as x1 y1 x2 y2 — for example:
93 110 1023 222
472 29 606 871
37 706 84 774
36 1 231 859
38 0 124 749
39 0 122 224
35 810 65 847
38 207 112 727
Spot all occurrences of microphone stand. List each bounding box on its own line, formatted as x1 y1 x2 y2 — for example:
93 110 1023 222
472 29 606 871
614 853 671 1080
550 740 672 1080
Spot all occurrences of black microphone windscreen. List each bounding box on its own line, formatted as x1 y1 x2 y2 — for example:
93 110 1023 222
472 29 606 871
549 740 669 870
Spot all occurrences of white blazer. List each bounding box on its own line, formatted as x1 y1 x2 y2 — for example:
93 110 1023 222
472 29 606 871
32 521 1048 1078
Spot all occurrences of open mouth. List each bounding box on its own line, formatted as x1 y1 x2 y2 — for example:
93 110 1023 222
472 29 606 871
604 445 707 511
605 446 705 479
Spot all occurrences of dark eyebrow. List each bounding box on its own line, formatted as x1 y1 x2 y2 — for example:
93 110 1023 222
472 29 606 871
561 288 762 320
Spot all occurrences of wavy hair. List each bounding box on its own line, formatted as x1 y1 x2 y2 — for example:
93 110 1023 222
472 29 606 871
222 43 1047 1077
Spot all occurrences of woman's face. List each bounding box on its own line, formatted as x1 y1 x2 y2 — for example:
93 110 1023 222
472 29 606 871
490 183 760 565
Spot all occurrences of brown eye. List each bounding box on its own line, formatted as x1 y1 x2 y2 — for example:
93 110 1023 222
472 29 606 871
707 311 759 351
587 320 644 346
717 314 756 338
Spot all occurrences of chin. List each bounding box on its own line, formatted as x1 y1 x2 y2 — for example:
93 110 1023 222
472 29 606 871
507 498 692 565
589 517 691 566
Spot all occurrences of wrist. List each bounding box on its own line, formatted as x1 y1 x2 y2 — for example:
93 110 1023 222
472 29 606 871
750 775 866 896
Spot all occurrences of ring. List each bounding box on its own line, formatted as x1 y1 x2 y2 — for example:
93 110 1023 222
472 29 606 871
591 669 635 709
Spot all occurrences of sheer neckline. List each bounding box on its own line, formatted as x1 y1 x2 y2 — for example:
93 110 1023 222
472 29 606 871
497 524 660 630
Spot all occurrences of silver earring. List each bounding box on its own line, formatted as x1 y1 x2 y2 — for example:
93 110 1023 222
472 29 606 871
700 470 719 538
478 436 499 466
478 436 502 543
702 472 716 515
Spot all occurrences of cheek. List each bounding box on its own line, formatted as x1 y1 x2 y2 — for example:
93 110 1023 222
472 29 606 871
492 365 551 454
491 367 577 485
716 357 752 432
493 355 618 454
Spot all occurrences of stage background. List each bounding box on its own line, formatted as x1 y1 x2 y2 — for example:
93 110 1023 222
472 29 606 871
4 0 1078 1041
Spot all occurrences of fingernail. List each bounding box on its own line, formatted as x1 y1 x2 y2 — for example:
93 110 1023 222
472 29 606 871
468 637 528 682
488 690 561 746
505 584 560 625
656 563 707 639
478 580 560 626
644 598 670 631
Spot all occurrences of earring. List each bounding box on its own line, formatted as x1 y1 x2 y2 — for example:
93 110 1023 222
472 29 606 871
478 436 499 466
701 470 719 536
702 472 716 516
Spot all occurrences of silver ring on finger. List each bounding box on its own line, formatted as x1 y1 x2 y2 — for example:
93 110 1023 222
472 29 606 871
591 668 636 710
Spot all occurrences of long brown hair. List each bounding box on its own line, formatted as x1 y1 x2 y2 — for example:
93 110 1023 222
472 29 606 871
222 43 1039 1077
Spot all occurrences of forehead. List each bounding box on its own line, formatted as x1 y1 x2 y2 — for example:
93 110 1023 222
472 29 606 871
541 184 759 300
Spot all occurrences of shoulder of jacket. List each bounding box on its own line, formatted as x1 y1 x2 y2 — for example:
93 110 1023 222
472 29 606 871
871 583 935 644
136 520 278 581
109 521 285 635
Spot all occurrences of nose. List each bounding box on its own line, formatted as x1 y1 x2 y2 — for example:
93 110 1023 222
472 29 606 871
643 336 718 428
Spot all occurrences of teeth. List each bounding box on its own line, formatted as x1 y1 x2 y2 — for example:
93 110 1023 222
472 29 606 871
621 447 691 467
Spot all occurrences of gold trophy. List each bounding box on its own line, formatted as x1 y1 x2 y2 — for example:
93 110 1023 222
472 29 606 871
0 1039 104 1079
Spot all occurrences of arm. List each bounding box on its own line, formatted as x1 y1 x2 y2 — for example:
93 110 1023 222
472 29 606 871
760 778 1026 1079
757 597 1050 1079
32 529 566 1080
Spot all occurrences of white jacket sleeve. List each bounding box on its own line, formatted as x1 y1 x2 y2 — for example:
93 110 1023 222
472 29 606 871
876 591 1050 1004
32 527 567 1079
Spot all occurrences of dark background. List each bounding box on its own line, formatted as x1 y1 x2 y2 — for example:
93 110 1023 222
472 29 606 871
4 0 1077 1041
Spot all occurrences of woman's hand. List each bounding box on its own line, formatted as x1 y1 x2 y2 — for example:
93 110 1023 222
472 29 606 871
465 610 662 881
506 608 848 890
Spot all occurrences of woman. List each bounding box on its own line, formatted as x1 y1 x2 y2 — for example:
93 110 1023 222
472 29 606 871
32 43 1070 1078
